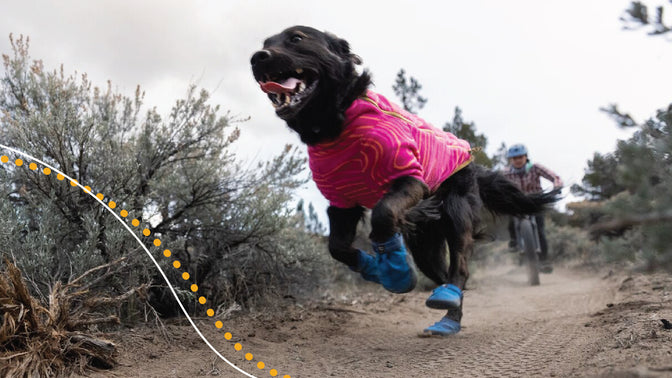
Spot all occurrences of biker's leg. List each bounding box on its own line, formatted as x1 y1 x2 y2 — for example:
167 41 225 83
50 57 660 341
535 214 553 273
508 216 518 250
535 214 548 260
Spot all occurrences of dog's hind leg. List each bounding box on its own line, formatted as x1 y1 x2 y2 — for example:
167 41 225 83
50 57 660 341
445 211 476 290
443 229 474 328
438 166 482 290
404 219 450 286
421 192 478 336
422 169 483 334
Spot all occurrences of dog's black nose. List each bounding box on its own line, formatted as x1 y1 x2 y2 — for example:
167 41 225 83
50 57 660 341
251 50 271 66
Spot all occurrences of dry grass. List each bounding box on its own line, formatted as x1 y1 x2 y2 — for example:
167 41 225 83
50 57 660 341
0 258 145 377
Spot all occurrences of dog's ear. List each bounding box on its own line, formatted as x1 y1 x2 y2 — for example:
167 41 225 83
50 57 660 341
325 32 362 65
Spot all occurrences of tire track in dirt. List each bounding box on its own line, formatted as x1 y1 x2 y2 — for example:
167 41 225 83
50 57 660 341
298 266 616 378
92 266 618 377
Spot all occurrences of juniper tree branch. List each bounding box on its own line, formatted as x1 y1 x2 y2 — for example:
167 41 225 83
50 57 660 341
590 209 672 234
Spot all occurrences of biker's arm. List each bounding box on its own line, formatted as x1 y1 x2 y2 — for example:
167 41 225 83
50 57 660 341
533 163 563 189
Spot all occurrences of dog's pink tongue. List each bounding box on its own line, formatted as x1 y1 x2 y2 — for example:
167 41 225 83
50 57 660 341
259 77 301 94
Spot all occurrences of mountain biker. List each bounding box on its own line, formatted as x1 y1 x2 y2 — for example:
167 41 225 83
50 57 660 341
503 144 563 273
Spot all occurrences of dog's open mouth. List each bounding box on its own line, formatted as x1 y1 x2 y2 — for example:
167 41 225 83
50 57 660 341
258 69 317 118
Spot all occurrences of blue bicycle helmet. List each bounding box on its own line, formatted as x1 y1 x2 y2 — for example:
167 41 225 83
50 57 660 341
507 144 528 158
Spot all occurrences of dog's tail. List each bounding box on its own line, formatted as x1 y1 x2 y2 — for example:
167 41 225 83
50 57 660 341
477 167 561 216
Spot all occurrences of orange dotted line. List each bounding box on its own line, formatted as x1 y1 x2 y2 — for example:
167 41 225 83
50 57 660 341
2 155 289 378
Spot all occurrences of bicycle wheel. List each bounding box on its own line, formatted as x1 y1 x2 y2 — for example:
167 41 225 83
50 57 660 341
519 219 540 286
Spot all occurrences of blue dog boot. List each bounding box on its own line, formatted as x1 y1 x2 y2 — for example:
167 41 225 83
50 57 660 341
423 316 461 336
349 250 381 284
425 283 463 309
372 233 417 294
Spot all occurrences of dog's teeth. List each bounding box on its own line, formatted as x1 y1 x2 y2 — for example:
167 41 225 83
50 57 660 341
276 93 290 107
297 82 305 93
295 68 303 75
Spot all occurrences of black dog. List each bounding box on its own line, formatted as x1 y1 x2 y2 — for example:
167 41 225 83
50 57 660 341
251 26 558 335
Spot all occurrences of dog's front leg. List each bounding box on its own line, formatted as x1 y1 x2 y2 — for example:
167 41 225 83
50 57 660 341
368 176 428 293
327 206 364 267
327 206 381 283
369 176 428 242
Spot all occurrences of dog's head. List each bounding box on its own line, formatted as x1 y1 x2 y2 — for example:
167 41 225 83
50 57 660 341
251 26 371 145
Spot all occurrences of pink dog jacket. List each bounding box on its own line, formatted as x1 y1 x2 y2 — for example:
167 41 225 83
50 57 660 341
308 91 473 209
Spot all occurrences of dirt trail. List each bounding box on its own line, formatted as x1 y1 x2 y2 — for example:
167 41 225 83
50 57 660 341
300 266 615 378
90 265 672 378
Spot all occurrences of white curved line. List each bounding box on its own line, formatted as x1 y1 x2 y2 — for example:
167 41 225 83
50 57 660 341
0 143 258 378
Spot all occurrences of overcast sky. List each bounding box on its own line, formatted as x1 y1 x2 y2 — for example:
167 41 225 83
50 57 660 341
2 1 671 218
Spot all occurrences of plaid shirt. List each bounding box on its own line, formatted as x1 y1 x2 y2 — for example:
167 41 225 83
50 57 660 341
503 163 563 194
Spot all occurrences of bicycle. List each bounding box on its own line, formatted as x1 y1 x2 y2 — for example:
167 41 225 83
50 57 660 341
512 215 541 286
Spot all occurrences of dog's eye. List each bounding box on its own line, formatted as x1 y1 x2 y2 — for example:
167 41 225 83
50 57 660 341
290 35 303 43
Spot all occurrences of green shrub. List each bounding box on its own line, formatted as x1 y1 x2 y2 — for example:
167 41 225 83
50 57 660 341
0 34 328 320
